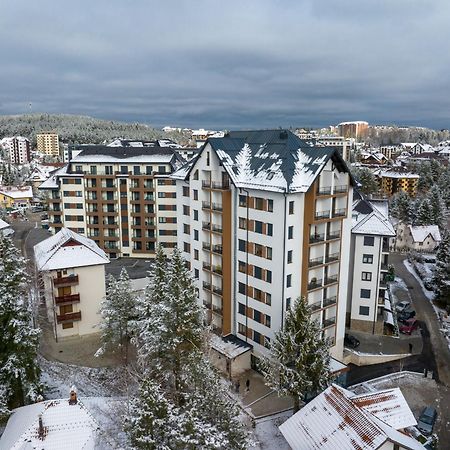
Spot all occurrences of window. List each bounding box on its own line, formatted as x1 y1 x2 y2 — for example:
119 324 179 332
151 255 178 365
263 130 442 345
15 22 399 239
364 236 375 246
266 247 272 260
238 303 246 315
206 151 210 166
266 270 272 283
183 224 190 234
158 165 166 174
194 268 199 279
287 250 293 264
254 266 262 280
183 205 190 216
266 293 271 305
238 261 246 273
289 201 294 214
146 166 152 175
267 223 273 236
362 254 373 264
194 230 199 241
120 165 128 174
288 226 293 239
193 169 199 180
265 315 271 328
253 330 261 344
286 297 291 310
253 309 261 323
238 282 246 295
183 242 190 253
133 166 140 175
194 249 199 260
75 165 82 173
360 289 371 299
361 272 372 281
193 189 198 200
105 166 113 175
183 186 189 197
239 195 247 207
90 166 97 175
255 221 263 234
359 306 370 316
239 217 246 229
268 199 273 212
62 322 74 329
238 323 246 335
255 244 264 257
255 197 264 210
238 239 246 252
193 210 198 221
287 274 292 288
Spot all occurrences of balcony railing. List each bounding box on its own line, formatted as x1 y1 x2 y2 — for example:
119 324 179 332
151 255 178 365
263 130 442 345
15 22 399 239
308 279 323 290
310 233 325 244
203 282 212 291
212 304 223 314
334 185 348 194
309 301 322 312
324 275 339 286
308 256 324 268
327 230 341 240
323 316 336 328
54 275 79 286
332 208 346 218
380 263 388 271
323 296 337 307
317 186 332 196
212 244 223 255
213 285 223 296
57 311 82 323
203 298 212 308
325 253 340 263
202 180 230 190
315 210 330 220
379 279 388 288
202 242 211 251
55 293 80 305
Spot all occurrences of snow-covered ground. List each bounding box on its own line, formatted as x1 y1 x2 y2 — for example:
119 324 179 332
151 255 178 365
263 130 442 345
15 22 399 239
253 410 292 450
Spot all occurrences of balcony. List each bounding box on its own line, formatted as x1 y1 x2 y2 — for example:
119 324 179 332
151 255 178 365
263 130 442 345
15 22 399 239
332 208 346 218
323 316 336 328
203 262 223 275
323 296 337 308
324 275 339 286
334 185 348 194
379 279 388 288
203 298 212 308
212 244 223 255
308 256 324 268
308 279 323 291
326 230 341 240
211 324 223 335
380 262 389 271
315 210 330 220
203 281 212 292
55 293 80 305
202 180 230 190
213 285 223 296
53 274 79 287
212 304 223 314
317 186 332 196
57 311 82 323
202 242 211 251
309 301 322 312
325 253 340 263
309 233 325 244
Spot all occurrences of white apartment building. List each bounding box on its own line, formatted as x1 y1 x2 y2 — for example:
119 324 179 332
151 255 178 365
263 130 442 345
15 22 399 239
36 132 60 157
347 195 395 334
0 136 31 164
34 228 110 339
173 130 354 363
39 145 182 258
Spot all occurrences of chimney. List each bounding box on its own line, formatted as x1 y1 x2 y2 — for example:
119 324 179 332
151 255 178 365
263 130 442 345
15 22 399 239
38 414 44 438
69 386 77 405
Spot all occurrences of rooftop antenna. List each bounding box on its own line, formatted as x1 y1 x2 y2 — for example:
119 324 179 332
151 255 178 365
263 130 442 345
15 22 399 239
29 102 32 113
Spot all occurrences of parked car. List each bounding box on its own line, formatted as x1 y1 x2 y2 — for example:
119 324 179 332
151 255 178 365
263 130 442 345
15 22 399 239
395 301 411 313
417 406 437 436
398 308 416 323
344 334 360 349
399 318 419 335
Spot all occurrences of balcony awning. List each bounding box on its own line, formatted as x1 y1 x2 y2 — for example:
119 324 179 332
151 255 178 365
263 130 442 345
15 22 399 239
384 310 394 326
384 297 392 312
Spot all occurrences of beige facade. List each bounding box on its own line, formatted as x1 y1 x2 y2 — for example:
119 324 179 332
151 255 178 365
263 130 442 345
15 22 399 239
36 132 60 156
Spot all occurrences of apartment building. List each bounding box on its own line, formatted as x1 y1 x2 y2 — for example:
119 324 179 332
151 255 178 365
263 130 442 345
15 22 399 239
347 195 395 334
337 121 369 140
36 132 60 156
173 130 354 363
34 228 109 339
39 145 182 258
378 169 419 197
0 136 31 164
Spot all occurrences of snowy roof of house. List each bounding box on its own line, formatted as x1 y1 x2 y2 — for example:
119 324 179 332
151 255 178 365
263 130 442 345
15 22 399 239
379 169 419 179
173 130 353 193
352 197 395 237
211 333 252 359
1 397 113 450
38 165 69 189
279 384 424 450
0 185 33 199
408 225 441 243
34 228 109 271
0 218 11 230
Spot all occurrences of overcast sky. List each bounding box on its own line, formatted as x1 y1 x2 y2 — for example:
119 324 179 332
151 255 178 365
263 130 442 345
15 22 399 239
1 0 449 129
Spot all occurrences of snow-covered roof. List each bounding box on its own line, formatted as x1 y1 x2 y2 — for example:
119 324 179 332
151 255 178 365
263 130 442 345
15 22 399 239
173 130 353 193
378 169 419 179
210 333 252 359
408 225 441 243
38 165 69 189
0 185 33 199
34 228 109 271
0 218 11 230
352 197 395 237
279 384 424 450
1 397 113 450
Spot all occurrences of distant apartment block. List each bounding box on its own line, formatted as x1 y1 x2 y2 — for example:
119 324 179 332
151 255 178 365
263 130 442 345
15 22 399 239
39 145 182 258
347 195 395 334
0 136 31 164
34 228 109 338
378 169 419 197
36 132 60 156
337 121 368 140
173 130 354 363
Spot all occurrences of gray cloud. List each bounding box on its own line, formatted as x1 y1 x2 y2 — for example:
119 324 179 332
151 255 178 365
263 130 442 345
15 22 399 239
1 0 449 129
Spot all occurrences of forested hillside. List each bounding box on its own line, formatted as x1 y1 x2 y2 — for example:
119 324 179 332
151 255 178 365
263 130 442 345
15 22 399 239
366 126 450 146
0 114 190 145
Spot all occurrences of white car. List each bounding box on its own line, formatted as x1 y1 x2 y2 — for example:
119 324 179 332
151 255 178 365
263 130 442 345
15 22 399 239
395 300 411 313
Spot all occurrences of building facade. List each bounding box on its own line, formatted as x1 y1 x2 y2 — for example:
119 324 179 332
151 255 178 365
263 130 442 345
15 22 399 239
39 145 181 258
34 228 110 339
173 130 354 363
0 136 31 164
347 196 395 334
337 121 369 140
378 169 419 197
36 132 60 156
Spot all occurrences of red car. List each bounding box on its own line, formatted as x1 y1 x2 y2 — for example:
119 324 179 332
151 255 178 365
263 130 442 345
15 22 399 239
399 318 419 335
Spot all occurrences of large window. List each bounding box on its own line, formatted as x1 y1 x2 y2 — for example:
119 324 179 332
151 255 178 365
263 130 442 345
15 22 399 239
360 289 371 298
362 254 373 264
361 272 372 281
255 220 263 234
364 236 375 246
359 306 370 316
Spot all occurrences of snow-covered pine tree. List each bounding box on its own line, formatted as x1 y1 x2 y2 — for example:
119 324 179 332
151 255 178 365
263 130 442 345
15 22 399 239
390 190 413 223
415 198 433 226
351 167 379 196
428 185 445 227
259 296 331 412
0 235 40 411
97 268 137 364
433 230 450 311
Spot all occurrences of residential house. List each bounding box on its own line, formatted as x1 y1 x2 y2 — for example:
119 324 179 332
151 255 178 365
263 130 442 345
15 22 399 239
0 186 33 209
172 129 354 366
279 384 424 450
34 228 109 339
395 224 442 252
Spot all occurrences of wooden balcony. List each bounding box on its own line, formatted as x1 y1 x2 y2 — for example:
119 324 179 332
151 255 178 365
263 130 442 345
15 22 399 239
54 275 79 287
55 293 80 305
57 311 82 323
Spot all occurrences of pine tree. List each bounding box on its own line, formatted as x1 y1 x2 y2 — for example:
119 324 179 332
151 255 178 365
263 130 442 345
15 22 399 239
351 167 379 196
390 191 413 222
433 230 450 311
428 185 445 227
259 297 331 412
415 198 433 226
0 235 40 411
97 268 137 364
